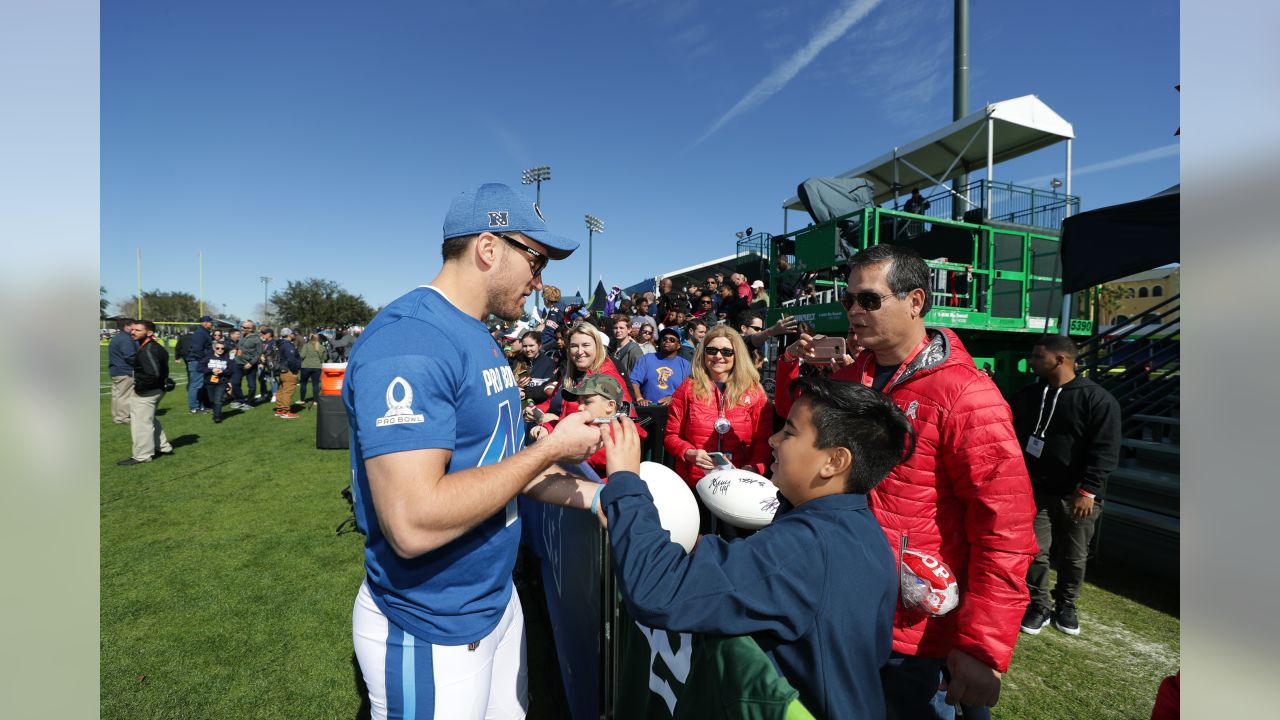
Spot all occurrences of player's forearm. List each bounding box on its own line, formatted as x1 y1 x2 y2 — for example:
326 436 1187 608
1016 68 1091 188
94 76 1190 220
386 441 562 557
522 464 597 510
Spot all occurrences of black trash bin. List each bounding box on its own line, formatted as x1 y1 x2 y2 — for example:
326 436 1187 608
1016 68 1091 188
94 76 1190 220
316 394 349 449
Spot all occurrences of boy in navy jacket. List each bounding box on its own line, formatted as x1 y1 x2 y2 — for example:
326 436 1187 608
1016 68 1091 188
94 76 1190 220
597 377 915 720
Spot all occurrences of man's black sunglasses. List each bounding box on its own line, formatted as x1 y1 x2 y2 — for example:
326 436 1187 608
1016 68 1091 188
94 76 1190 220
497 233 549 277
841 289 902 312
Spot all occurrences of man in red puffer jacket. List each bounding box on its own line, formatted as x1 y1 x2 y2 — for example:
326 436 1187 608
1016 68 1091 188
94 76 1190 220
775 244 1037 719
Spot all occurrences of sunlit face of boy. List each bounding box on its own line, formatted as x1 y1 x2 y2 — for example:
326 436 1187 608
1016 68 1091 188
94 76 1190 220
768 397 841 506
578 393 617 421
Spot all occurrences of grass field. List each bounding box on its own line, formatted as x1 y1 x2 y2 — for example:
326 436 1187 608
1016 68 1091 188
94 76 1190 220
100 348 1179 718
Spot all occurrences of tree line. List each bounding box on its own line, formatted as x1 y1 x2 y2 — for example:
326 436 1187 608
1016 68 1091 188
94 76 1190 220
105 278 375 330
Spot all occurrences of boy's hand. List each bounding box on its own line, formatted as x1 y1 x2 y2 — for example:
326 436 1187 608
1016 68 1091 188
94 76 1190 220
602 416 642 477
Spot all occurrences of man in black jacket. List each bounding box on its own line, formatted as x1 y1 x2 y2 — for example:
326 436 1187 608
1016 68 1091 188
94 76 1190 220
119 320 174 465
274 327 302 418
1012 335 1121 637
185 315 214 414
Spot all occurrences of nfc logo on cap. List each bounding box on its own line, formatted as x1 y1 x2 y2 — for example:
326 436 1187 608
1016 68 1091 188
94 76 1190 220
488 211 509 228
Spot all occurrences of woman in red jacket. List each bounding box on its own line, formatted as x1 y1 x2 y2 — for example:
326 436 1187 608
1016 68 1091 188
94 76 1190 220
527 320 634 429
665 326 773 530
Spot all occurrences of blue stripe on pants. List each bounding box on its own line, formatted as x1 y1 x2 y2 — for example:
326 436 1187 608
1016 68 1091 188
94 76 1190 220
385 624 435 719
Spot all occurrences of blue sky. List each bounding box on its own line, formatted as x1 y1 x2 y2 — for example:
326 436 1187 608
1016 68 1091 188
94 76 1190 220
101 0 1179 321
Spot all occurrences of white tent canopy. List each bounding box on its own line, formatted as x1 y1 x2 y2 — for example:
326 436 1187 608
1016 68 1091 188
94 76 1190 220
782 94 1075 213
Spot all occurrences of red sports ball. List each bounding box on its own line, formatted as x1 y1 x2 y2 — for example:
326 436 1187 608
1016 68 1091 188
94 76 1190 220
899 550 960 617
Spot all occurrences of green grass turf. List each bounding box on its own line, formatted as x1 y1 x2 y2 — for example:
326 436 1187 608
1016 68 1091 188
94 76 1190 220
100 348 1179 718
101 348 365 719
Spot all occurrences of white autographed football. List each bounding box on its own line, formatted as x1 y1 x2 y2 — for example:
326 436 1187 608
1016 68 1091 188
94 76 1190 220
695 467 781 530
637 461 700 553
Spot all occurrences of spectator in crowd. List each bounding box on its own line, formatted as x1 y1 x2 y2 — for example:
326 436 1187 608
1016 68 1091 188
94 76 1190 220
549 325 567 366
597 377 914 720
656 277 682 327
517 330 560 407
1012 335 1121 638
118 320 174 465
273 328 302 418
197 340 233 423
610 313 645 399
257 327 278 402
735 311 768 371
776 256 800 302
635 293 655 319
223 329 247 407
529 321 633 429
903 188 932 238
678 318 707 363
702 276 721 315
256 328 278 406
675 303 690 328
539 285 566 348
528 374 645 481
108 317 137 424
665 326 774 531
299 332 326 405
750 279 770 309
236 320 261 407
185 315 214 414
634 321 657 354
211 329 225 346
330 326 356 362
717 283 744 322
775 243 1036 717
731 273 752 305
630 327 691 407
739 311 800 359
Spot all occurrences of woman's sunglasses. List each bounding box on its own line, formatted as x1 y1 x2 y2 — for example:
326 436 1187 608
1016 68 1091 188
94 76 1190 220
704 346 735 357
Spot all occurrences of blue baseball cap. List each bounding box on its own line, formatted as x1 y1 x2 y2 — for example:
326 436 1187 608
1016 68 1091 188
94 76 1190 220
442 182 579 260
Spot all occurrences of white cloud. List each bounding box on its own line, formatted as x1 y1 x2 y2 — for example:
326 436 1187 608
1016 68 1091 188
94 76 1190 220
1017 143 1180 187
695 0 884 145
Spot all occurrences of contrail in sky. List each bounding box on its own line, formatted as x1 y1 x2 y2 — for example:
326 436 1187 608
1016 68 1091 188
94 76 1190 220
695 0 884 146
1017 143 1180 187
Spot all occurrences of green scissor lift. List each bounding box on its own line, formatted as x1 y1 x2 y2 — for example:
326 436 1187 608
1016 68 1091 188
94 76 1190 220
746 197 1094 391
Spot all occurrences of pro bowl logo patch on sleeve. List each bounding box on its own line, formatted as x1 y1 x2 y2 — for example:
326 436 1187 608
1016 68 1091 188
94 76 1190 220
376 377 425 426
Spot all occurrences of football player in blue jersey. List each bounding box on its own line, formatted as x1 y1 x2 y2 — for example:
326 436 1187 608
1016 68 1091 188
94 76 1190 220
345 183 606 720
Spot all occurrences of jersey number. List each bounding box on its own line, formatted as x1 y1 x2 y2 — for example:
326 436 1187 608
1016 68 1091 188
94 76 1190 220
480 400 522 526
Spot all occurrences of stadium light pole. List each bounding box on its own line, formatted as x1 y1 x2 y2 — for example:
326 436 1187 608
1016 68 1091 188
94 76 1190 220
585 213 604 295
521 165 551 206
260 276 273 322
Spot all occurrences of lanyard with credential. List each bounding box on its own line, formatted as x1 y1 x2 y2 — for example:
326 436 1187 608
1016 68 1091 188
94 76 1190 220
1032 385 1063 438
856 335 931 391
